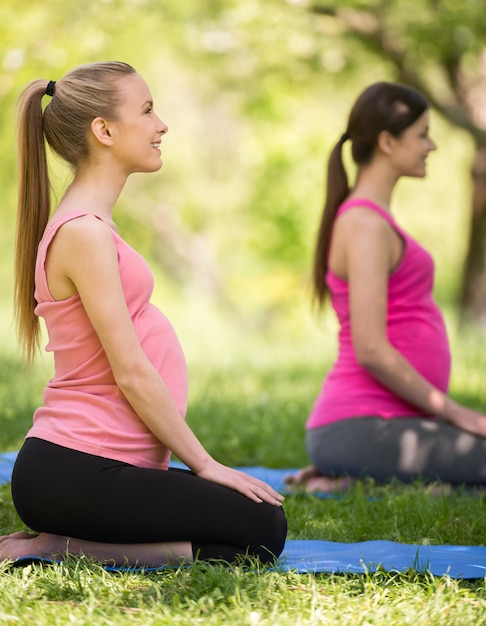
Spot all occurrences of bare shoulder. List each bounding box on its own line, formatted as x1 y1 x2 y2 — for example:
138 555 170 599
54 213 112 238
47 214 119 283
45 215 118 300
51 214 116 253
337 206 389 230
334 207 392 251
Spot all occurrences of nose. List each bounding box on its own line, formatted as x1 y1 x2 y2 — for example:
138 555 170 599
158 118 168 136
428 136 437 151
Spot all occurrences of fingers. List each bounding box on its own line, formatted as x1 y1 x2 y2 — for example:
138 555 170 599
227 469 283 506
197 463 284 506
458 411 486 438
240 471 282 497
243 484 283 506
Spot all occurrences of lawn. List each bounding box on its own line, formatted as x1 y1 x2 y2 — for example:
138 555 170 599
1 308 486 625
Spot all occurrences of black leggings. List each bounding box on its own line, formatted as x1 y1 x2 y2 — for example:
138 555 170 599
307 417 486 485
11 438 287 564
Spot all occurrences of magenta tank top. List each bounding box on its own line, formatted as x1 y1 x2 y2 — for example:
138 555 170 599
306 199 451 429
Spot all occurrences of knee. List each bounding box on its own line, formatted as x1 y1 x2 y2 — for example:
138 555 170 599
257 504 287 563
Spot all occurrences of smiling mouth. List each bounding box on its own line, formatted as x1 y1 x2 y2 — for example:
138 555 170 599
151 143 161 148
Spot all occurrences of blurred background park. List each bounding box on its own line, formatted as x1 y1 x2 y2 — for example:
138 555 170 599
1 0 486 462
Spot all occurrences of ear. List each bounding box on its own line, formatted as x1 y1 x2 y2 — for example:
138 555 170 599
376 130 395 156
90 117 114 147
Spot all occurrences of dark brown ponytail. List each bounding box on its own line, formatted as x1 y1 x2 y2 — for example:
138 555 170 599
312 135 350 307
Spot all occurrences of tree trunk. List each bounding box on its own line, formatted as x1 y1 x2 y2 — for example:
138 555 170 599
460 142 486 327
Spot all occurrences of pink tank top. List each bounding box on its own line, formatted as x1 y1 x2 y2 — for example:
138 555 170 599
26 212 188 470
307 199 451 429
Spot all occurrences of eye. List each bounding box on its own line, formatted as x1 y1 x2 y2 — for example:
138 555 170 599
145 105 153 114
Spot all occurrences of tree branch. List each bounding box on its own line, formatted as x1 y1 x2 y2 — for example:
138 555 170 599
310 2 486 144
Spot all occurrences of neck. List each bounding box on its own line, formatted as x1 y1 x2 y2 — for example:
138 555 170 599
350 161 400 212
56 163 127 223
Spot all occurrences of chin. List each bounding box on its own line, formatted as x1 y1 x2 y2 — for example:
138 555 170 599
412 166 427 178
138 162 163 174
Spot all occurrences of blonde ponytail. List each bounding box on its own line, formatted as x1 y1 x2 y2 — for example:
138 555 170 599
15 80 52 364
14 61 136 363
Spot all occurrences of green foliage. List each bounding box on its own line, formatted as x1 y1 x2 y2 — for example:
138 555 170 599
1 0 476 331
186 362 319 468
0 356 50 451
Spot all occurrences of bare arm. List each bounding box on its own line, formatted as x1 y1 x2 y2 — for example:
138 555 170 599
47 216 284 505
337 209 486 436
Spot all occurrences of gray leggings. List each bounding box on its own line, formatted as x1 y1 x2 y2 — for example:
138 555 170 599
306 417 486 485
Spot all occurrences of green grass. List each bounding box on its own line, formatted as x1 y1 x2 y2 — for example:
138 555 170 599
2 556 485 626
1 311 486 624
1 558 486 626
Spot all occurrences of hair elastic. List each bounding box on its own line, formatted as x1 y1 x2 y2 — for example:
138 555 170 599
45 81 56 97
340 132 350 143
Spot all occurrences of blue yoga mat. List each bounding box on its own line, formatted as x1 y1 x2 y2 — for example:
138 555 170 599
11 540 486 579
280 539 486 579
0 452 17 486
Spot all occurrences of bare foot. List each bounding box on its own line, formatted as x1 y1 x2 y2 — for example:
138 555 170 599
0 530 193 568
426 483 452 497
284 465 323 486
284 465 353 494
305 475 354 493
0 531 52 562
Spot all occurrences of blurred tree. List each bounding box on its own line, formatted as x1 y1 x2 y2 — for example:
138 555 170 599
311 0 486 326
0 0 348 321
1 0 472 331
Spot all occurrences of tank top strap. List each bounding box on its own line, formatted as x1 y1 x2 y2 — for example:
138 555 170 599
336 198 406 237
35 211 106 302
